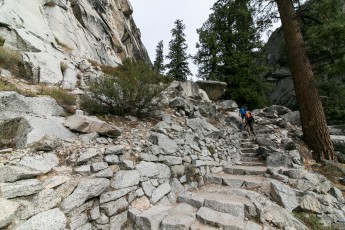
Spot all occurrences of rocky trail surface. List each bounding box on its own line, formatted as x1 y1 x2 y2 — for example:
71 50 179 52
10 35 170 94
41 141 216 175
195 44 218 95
0 81 345 230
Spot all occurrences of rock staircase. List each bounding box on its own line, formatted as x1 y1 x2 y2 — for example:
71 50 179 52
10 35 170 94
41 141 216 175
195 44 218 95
179 137 269 229
129 136 308 230
161 137 275 229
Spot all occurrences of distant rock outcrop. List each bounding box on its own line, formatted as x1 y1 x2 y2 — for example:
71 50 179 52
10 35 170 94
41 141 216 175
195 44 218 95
0 0 150 86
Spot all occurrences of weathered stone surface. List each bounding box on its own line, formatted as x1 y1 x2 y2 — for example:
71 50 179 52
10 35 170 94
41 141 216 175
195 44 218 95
64 115 122 137
151 182 171 204
61 178 110 213
19 152 59 174
0 198 19 228
20 189 62 219
161 203 197 230
0 179 42 198
92 168 113 178
136 162 171 179
100 197 128 216
110 211 128 230
56 180 78 199
119 160 135 170
150 133 179 154
218 100 238 112
187 118 221 139
299 194 322 213
100 186 137 204
270 181 298 212
69 213 88 230
178 192 205 208
196 81 227 101
15 208 66 230
76 148 99 164
196 207 244 229
142 180 155 197
74 165 91 176
91 162 109 172
105 145 125 155
129 206 171 230
0 165 40 183
111 170 140 189
42 176 70 189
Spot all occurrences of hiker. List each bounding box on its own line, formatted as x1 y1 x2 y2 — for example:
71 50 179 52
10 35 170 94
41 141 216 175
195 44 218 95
244 112 256 136
239 104 247 123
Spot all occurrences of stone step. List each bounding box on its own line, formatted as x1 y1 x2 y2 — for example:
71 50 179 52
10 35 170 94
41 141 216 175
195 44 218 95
241 161 266 167
241 152 258 157
189 220 219 230
241 143 258 148
180 191 254 218
241 139 254 143
196 207 262 230
241 156 262 162
241 148 257 154
224 165 268 175
206 173 270 189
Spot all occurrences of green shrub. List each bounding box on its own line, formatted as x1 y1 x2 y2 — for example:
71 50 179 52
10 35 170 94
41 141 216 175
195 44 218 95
0 36 5 46
293 212 336 230
60 62 67 74
40 87 76 113
81 59 169 117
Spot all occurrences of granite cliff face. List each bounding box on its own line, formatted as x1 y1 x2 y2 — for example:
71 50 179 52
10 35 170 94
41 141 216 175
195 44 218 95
0 0 150 86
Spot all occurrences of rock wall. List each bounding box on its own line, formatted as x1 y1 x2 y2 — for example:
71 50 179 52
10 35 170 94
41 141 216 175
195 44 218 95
0 0 150 86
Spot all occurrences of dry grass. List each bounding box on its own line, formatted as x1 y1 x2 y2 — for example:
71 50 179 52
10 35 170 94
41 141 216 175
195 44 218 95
40 86 77 114
60 62 67 74
0 47 26 78
0 36 5 46
55 38 73 52
45 1 57 7
0 79 16 91
293 212 336 230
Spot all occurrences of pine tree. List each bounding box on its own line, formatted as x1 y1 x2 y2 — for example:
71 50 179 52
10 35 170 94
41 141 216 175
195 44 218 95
194 0 270 108
153 40 165 74
166 19 191 81
275 0 335 161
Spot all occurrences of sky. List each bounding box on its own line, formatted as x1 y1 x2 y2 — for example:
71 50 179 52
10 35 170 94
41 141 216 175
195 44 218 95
131 0 216 81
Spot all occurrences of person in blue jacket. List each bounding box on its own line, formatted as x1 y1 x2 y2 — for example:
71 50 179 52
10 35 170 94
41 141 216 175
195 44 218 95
239 104 247 122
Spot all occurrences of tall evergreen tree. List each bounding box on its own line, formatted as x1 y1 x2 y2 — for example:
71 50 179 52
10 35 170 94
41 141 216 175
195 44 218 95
153 40 165 74
254 0 335 161
194 0 270 108
166 19 191 81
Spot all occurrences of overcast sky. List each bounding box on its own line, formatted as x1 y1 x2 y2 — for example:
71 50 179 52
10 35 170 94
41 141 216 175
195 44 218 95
131 0 216 80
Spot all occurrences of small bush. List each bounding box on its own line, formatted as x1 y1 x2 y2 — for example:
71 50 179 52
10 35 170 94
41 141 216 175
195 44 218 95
40 87 76 113
81 59 169 117
60 62 67 74
293 212 336 230
0 36 5 46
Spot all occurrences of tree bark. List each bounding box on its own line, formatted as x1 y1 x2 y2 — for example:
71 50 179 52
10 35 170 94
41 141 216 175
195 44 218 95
275 0 335 161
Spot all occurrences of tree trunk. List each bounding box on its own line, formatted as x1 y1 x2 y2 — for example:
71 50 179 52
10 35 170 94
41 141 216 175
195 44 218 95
275 0 335 161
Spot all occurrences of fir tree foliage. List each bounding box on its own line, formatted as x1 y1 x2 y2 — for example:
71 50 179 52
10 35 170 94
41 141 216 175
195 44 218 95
166 19 192 81
194 0 270 109
153 40 165 74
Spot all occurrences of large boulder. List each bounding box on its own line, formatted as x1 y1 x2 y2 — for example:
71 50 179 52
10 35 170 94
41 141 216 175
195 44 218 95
196 81 227 101
64 115 122 137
